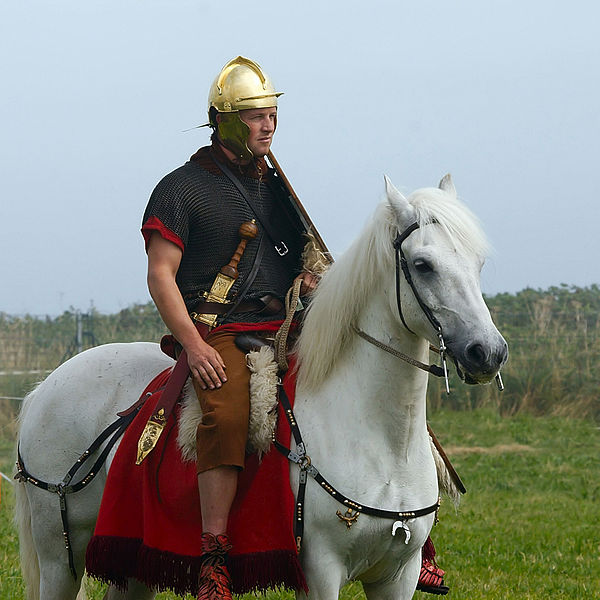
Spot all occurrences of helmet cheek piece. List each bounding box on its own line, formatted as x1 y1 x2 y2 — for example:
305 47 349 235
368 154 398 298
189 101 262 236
216 112 253 162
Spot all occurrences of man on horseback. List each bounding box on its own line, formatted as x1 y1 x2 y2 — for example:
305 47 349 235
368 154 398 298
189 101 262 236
141 56 449 598
142 56 316 600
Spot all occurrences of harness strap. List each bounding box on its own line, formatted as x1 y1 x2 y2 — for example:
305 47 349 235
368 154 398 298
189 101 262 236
393 222 444 337
273 385 440 552
353 326 445 378
393 223 420 334
15 406 142 579
393 221 450 393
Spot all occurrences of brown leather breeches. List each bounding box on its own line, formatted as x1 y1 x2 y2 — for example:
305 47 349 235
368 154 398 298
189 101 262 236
192 328 250 473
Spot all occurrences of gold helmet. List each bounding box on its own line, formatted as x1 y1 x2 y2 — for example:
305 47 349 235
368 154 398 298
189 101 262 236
208 56 283 161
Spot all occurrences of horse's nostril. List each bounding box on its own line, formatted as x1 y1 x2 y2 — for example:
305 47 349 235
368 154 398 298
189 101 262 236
466 343 486 366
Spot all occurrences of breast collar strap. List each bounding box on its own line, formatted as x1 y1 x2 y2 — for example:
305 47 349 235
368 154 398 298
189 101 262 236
273 384 441 553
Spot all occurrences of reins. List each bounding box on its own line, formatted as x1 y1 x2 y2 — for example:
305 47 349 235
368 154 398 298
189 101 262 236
353 326 445 378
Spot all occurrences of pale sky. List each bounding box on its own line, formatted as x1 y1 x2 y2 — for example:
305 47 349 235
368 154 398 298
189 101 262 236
1 1 598 315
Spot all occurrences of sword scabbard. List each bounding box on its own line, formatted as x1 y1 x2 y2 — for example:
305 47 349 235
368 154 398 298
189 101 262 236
136 409 167 465
192 220 258 327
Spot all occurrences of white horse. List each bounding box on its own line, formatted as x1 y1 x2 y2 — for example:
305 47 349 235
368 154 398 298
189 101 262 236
15 175 507 600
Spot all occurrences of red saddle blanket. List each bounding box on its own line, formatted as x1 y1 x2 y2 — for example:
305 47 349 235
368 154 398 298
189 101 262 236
85 322 307 596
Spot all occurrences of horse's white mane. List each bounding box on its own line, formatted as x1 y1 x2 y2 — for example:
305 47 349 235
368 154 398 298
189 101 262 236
295 184 489 391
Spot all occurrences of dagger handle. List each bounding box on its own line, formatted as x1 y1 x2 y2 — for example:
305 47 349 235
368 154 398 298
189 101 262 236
220 220 258 279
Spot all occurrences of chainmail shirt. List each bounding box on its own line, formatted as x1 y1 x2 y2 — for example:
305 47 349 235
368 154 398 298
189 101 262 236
142 147 304 324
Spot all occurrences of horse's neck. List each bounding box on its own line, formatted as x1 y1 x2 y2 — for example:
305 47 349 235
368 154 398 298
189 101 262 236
297 292 431 462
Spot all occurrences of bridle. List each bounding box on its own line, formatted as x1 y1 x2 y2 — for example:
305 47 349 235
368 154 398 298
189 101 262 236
355 220 504 393
355 220 451 393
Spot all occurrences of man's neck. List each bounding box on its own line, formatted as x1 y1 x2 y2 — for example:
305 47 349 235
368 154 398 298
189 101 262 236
207 138 269 181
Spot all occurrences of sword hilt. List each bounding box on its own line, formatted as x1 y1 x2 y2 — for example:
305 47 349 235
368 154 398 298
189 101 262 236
220 220 258 279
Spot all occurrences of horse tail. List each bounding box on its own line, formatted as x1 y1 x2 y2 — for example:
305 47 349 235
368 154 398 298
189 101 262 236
15 477 40 600
15 386 41 600
429 435 461 508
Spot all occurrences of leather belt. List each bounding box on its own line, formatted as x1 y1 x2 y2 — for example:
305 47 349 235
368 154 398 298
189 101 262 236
190 294 284 317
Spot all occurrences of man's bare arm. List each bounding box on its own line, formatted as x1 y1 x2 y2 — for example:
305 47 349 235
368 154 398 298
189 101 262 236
146 232 227 390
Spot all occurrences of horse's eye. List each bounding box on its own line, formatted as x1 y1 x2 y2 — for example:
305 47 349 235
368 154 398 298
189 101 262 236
414 259 433 274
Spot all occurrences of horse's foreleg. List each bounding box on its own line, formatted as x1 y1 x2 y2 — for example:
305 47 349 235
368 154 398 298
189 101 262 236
362 552 421 600
297 536 347 600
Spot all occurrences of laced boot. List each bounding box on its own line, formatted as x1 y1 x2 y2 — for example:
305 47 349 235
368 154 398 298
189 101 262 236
197 532 233 600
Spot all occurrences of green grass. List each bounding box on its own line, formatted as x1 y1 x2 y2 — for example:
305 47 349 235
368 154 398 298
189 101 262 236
1 410 598 599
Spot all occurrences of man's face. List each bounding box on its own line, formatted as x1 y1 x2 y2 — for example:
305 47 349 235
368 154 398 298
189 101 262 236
239 107 277 157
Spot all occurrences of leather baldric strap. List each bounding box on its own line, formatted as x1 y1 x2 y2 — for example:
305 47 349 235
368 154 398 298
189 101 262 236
211 154 291 257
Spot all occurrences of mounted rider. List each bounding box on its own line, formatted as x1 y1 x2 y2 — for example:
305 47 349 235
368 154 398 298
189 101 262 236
141 56 449 599
142 56 317 600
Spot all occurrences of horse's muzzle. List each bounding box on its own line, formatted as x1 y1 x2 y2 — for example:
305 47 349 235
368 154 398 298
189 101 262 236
450 338 508 385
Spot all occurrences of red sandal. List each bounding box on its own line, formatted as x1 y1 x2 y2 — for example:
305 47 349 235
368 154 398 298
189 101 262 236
197 533 233 600
416 558 449 595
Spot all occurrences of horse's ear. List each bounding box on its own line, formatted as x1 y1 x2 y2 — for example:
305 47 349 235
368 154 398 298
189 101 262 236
384 175 415 225
438 173 456 196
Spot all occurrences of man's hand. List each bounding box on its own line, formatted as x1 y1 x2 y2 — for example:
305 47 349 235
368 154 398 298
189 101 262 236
187 338 228 391
296 272 318 296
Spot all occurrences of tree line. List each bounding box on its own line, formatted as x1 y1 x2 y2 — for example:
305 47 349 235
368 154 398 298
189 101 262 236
1 285 599 422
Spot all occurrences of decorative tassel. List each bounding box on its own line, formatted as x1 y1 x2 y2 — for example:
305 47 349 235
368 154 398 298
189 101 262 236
422 536 436 562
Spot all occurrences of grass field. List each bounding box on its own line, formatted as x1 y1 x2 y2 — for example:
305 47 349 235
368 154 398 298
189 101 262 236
1 409 598 600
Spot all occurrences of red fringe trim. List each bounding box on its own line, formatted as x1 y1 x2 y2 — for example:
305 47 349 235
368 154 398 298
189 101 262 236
85 536 141 591
86 535 308 595
230 550 308 594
